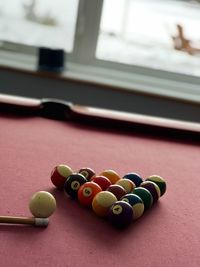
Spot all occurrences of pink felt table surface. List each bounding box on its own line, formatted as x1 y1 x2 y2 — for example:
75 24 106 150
0 115 200 267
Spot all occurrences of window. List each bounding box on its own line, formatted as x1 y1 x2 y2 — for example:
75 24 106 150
1 0 200 84
0 0 79 51
97 0 200 76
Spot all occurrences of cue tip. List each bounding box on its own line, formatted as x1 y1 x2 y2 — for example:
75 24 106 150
34 218 49 227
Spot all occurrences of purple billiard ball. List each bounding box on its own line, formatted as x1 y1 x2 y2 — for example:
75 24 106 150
108 201 133 228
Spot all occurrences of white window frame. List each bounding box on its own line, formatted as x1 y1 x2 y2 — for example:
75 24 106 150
0 0 200 103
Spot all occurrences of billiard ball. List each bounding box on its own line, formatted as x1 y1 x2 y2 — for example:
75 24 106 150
78 182 102 207
100 170 121 184
78 167 96 181
106 184 126 200
92 191 117 217
51 164 73 189
116 179 135 193
108 201 133 228
146 175 166 196
133 187 153 211
140 181 161 203
91 176 112 190
29 191 56 218
64 173 87 198
121 193 144 220
123 173 143 187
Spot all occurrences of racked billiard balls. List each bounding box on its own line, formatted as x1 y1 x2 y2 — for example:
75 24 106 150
91 176 112 190
92 191 117 217
133 187 153 211
116 179 135 193
121 193 144 220
108 201 133 228
78 167 96 181
51 164 73 189
106 184 126 200
146 175 166 196
123 172 143 187
140 181 161 203
78 182 102 207
100 170 121 184
64 173 87 198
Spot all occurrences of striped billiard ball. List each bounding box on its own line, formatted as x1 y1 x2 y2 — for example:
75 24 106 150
146 175 166 196
121 193 144 220
51 164 73 189
92 191 117 217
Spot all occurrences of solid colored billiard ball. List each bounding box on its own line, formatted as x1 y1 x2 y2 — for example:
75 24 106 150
140 181 161 203
133 187 153 211
100 170 121 184
78 182 102 207
91 176 112 190
51 164 73 189
78 167 96 181
121 193 144 220
29 191 56 218
108 201 133 228
64 173 87 198
123 173 143 187
92 191 117 217
146 175 166 196
106 184 127 200
116 179 135 193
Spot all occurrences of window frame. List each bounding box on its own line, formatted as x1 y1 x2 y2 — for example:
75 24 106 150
0 0 200 104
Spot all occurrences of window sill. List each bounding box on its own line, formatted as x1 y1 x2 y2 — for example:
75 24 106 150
0 50 200 105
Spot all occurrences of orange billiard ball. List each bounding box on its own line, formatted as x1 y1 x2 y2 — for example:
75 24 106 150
92 191 117 217
99 170 121 184
78 182 102 207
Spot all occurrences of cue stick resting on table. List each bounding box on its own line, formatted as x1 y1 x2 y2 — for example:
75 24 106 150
0 216 49 226
0 94 199 140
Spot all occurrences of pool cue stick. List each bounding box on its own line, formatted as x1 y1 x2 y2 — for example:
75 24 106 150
0 216 49 227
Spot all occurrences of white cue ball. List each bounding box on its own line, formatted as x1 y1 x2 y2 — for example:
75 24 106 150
29 191 56 218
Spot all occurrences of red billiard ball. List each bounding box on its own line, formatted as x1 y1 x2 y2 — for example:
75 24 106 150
51 164 73 189
64 173 87 198
78 167 96 181
78 182 102 207
91 176 112 190
106 184 126 200
108 201 133 228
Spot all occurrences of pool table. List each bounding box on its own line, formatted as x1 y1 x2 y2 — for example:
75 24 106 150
0 94 200 267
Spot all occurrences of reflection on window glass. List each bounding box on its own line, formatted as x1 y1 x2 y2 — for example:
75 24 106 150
0 0 79 51
97 0 200 76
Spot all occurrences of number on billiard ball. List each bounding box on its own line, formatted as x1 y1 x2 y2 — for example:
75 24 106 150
78 182 102 207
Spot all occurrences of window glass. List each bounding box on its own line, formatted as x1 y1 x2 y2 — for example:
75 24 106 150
0 0 79 51
96 0 200 76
